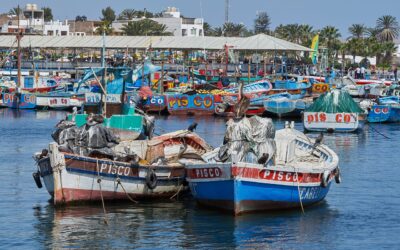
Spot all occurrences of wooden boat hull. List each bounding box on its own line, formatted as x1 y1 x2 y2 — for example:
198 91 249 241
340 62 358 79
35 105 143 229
303 112 361 132
142 94 167 112
264 99 297 117
2 92 36 109
367 105 400 123
187 163 334 215
36 94 84 110
37 144 186 205
166 93 215 115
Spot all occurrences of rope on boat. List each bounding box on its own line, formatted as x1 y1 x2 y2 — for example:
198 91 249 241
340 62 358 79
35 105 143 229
294 168 305 214
170 184 184 200
96 159 109 225
115 177 138 204
365 123 391 139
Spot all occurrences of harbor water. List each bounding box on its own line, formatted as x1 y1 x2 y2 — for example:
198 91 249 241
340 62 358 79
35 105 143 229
0 109 399 249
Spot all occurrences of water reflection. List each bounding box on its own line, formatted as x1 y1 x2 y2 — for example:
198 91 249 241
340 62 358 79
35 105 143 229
32 199 341 249
2 110 399 249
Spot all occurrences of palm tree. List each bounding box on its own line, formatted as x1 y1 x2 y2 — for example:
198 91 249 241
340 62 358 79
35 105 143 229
213 27 224 37
348 24 367 39
376 15 400 42
381 42 398 66
95 21 114 35
203 22 214 36
223 22 247 37
366 27 380 39
285 24 302 43
299 24 314 46
118 9 136 20
345 38 364 63
121 19 172 36
319 26 341 62
274 24 302 43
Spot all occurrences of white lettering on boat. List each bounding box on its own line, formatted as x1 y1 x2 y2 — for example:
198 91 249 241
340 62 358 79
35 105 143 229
99 163 131 177
300 187 321 200
192 167 222 179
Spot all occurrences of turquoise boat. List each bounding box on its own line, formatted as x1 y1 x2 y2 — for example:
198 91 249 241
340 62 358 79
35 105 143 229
263 93 301 117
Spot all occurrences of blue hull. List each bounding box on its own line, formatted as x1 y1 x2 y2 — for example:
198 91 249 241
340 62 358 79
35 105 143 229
2 93 36 109
190 179 331 214
367 105 400 123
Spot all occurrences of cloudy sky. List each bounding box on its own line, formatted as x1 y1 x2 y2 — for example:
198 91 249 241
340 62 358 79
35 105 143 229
2 0 399 37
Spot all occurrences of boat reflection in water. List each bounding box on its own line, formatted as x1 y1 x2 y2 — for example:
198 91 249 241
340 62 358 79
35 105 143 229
32 199 339 249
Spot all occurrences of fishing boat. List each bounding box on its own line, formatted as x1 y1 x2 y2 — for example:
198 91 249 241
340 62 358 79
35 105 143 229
263 92 307 117
35 92 84 110
186 117 340 215
224 80 273 95
367 96 400 123
33 112 213 205
303 89 364 132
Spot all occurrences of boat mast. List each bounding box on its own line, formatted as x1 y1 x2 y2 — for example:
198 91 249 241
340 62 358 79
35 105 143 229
101 30 107 116
17 5 22 93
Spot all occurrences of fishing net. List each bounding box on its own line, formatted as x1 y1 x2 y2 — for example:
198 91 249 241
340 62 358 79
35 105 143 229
220 116 276 164
306 89 363 113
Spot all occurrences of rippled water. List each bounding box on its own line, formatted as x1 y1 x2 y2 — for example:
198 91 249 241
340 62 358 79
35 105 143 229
0 109 399 249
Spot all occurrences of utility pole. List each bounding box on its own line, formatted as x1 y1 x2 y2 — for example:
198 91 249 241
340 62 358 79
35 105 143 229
225 0 229 23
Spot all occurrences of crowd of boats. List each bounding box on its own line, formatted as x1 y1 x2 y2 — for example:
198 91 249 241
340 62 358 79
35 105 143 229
3 59 399 215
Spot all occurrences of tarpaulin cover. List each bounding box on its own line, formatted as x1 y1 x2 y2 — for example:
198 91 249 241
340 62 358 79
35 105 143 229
306 89 363 113
221 116 276 164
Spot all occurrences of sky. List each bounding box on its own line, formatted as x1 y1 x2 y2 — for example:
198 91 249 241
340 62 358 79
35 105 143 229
2 0 400 37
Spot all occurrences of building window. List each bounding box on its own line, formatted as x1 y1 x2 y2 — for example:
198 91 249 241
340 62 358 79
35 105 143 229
61 31 67 36
199 29 203 36
182 29 187 36
47 30 54 36
191 28 196 35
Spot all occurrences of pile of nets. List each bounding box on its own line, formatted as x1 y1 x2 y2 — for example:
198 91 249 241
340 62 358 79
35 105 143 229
306 89 363 113
52 114 119 159
218 116 276 164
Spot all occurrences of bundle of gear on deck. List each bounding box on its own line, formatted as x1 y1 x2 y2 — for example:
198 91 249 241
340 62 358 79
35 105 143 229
52 114 120 159
218 116 276 165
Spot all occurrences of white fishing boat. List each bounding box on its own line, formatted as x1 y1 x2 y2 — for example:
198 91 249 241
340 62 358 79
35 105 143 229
33 114 212 205
303 90 365 132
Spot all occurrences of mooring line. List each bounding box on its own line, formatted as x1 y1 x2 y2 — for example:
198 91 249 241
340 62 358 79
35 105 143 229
96 159 108 225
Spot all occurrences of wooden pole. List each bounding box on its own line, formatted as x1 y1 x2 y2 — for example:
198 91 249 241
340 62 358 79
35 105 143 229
248 63 250 84
263 57 266 78
17 5 21 92
160 60 164 94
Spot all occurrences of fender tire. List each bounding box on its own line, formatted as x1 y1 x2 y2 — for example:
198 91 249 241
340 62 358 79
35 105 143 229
146 168 158 190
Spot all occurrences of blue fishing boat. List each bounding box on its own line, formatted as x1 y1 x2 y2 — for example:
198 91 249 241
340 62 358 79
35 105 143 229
367 97 400 123
272 79 311 99
263 93 300 117
225 80 273 95
2 92 36 109
186 117 340 215
367 105 400 123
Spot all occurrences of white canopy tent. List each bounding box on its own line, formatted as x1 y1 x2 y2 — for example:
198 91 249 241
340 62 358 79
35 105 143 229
0 34 312 52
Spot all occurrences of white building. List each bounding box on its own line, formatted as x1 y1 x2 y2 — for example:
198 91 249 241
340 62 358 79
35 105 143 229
112 7 204 37
1 3 69 36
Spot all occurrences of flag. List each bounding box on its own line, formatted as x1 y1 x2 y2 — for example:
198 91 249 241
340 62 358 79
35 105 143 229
310 34 319 65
